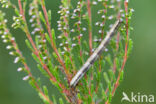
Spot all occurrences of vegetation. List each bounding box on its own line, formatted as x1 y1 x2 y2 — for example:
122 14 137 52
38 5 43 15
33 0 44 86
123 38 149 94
0 0 133 103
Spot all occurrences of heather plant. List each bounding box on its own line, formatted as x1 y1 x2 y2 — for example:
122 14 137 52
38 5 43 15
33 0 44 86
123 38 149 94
0 0 133 104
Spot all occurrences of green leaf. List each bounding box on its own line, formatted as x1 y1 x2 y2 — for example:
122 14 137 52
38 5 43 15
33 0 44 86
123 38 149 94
100 83 107 101
48 10 51 24
65 55 71 69
108 82 112 93
37 64 48 77
51 29 56 46
88 95 92 104
29 80 37 89
25 39 33 50
108 70 116 83
53 66 60 81
119 70 124 84
52 52 58 59
59 98 64 104
32 53 40 63
14 8 20 16
38 92 49 104
52 95 57 104
45 33 51 44
105 54 113 66
43 86 49 96
35 35 39 49
128 39 133 57
39 11 46 23
52 81 61 91
108 93 112 103
91 83 94 94
37 78 41 87
103 72 110 84
77 93 81 99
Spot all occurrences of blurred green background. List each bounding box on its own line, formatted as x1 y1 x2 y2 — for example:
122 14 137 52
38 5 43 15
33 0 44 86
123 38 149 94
0 0 156 104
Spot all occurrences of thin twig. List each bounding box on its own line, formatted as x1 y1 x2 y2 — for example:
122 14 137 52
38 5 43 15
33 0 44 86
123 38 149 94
105 1 129 104
40 1 78 103
95 0 108 94
87 0 93 55
18 0 57 83
40 0 70 83
10 33 53 104
17 1 71 102
104 0 122 99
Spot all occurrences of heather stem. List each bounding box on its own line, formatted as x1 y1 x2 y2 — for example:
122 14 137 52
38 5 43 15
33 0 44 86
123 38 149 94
17 1 71 100
40 0 71 83
10 33 53 104
87 0 93 55
105 1 129 104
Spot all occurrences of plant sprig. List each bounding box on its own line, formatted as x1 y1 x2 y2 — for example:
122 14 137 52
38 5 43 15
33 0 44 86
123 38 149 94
0 0 133 103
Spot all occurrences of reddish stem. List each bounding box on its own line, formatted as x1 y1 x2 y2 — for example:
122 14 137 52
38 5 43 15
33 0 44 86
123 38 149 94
40 1 77 103
87 0 93 55
10 36 53 104
18 0 69 98
86 0 94 102
105 1 129 104
77 0 82 57
113 1 121 73
95 1 108 94
40 0 71 83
